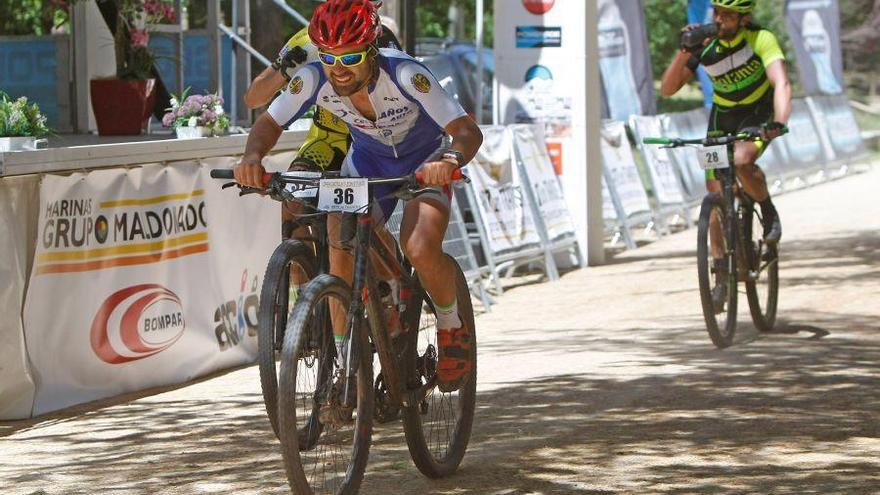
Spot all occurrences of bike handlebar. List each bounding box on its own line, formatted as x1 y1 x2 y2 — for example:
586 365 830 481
209 167 464 188
641 127 789 148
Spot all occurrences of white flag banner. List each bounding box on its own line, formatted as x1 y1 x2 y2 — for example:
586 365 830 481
511 124 577 241
630 114 686 206
600 120 652 219
0 176 40 420
23 160 278 415
465 126 540 255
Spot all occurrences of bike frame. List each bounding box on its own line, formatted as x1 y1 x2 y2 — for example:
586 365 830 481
337 185 440 412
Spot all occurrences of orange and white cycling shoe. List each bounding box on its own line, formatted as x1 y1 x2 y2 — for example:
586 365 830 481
436 324 473 393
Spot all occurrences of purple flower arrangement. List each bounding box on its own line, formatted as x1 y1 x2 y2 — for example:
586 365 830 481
162 89 230 135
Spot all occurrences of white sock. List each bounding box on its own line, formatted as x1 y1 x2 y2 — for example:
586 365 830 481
435 299 461 330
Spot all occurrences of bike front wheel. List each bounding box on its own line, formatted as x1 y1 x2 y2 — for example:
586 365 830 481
402 255 477 478
743 204 779 332
258 239 318 438
697 193 738 348
278 274 374 495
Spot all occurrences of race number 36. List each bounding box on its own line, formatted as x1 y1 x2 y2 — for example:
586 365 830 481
696 144 730 170
318 178 368 212
334 188 355 205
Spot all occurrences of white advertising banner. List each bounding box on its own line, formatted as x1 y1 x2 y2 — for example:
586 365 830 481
0 175 40 420
494 0 590 248
465 126 540 255
23 160 278 415
629 115 687 206
511 124 577 241
601 179 617 221
600 121 652 219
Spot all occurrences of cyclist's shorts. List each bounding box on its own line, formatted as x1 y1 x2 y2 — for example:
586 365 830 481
340 139 452 221
705 91 774 181
290 106 350 172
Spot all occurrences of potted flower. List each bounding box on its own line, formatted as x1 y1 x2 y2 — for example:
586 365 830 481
0 92 50 152
162 89 229 139
86 0 176 135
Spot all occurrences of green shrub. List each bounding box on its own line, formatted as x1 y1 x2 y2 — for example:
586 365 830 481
0 92 51 137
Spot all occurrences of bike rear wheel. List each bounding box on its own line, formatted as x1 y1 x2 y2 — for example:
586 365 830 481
402 255 477 478
258 239 318 438
278 274 373 495
743 204 779 332
697 193 738 348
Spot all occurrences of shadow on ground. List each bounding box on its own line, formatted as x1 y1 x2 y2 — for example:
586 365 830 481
3 304 878 495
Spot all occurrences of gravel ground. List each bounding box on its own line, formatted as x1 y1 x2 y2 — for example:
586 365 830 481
2 166 879 495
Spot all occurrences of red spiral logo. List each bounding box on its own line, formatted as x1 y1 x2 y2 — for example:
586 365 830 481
90 284 186 364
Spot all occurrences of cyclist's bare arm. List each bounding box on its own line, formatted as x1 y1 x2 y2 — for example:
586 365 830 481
766 60 792 129
660 50 694 97
244 66 287 109
419 116 483 186
234 113 284 187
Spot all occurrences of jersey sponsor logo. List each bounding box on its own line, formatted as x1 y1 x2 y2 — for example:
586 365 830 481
378 106 408 119
712 58 764 92
91 284 186 364
411 73 432 93
289 76 304 94
523 0 554 15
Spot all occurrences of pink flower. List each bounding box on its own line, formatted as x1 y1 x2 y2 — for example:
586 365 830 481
163 3 176 22
131 29 149 48
162 112 174 127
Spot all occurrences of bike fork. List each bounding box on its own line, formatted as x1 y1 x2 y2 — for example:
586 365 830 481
724 147 737 287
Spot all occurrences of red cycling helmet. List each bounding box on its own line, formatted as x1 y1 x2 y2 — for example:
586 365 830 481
309 0 382 50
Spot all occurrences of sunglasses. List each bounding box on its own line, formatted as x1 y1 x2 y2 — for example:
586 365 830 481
318 47 374 67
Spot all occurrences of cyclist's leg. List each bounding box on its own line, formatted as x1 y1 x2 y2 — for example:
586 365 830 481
732 140 769 201
399 189 472 392
399 194 455 308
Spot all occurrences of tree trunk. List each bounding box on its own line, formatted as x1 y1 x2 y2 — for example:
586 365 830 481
250 0 286 64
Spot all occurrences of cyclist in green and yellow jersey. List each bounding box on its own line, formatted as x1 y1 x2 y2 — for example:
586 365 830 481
660 0 791 309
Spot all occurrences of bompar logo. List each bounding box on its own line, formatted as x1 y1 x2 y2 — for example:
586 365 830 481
523 0 555 15
91 284 186 364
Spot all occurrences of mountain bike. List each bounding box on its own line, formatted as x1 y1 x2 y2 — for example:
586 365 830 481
214 168 478 494
643 129 785 348
211 169 330 438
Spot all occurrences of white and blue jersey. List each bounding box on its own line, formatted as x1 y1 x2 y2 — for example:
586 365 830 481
269 48 466 163
268 48 467 218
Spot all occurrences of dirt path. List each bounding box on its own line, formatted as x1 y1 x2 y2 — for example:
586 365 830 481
3 167 879 495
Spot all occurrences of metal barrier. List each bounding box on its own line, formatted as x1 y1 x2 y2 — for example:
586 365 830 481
385 193 494 310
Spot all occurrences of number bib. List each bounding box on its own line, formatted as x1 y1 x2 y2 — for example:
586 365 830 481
696 145 730 170
317 178 369 213
282 171 321 198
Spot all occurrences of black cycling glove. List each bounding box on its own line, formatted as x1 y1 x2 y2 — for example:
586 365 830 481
279 46 309 81
763 121 785 132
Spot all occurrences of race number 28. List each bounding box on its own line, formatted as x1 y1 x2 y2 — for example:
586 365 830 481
704 150 720 164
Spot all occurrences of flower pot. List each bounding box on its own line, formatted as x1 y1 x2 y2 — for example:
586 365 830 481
0 136 46 152
90 78 156 136
175 126 213 139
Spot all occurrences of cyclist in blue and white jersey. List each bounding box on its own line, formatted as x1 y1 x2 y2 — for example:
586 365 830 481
234 0 483 393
